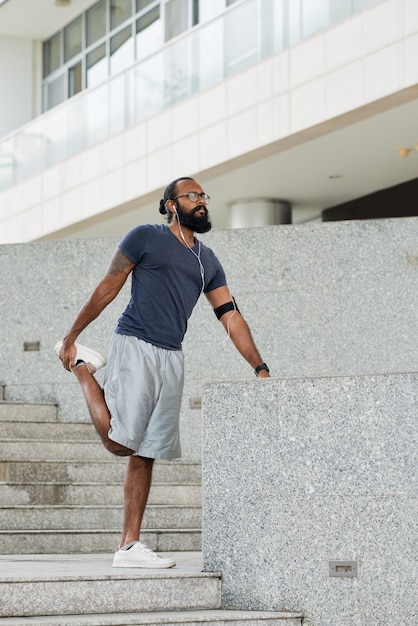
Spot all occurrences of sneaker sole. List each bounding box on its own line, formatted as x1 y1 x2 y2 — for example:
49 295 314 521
112 560 176 569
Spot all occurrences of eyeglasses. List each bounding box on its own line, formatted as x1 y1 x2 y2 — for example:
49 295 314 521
172 192 211 205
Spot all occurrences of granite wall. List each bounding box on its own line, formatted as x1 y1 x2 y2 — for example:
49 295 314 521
202 373 417 625
0 217 417 459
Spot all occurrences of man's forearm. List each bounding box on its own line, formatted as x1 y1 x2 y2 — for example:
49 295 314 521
222 312 270 376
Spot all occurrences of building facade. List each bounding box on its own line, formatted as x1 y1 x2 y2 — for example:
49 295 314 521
0 0 418 243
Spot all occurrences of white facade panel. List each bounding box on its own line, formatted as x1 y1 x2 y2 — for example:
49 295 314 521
404 0 418 35
325 16 363 71
363 42 403 101
290 77 326 133
404 33 418 86
0 36 35 137
123 156 147 204
290 34 326 88
363 0 402 53
227 108 258 161
172 99 199 142
198 121 228 172
325 61 364 119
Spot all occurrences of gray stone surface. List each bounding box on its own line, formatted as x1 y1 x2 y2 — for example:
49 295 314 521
0 529 202 555
1 218 418 459
0 610 303 625
0 503 201 530
202 374 417 626
0 552 220 617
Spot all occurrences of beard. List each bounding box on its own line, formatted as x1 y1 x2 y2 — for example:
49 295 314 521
176 204 212 233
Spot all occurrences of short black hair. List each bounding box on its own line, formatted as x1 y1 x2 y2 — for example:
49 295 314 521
159 177 194 223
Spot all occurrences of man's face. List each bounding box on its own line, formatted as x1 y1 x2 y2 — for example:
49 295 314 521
174 180 212 233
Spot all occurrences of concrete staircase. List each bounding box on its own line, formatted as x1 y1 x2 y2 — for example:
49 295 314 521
0 391 303 625
0 392 201 555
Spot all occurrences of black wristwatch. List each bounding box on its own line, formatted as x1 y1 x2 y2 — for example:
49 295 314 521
254 362 269 377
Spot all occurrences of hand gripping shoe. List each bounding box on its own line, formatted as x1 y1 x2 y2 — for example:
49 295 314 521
54 341 106 374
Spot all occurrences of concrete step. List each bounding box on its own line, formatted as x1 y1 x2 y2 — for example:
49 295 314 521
0 504 201 530
0 552 302 623
0 552 220 618
0 439 124 461
0 420 96 440
0 402 58 422
0 529 201 554
0 482 202 506
0 610 303 625
0 459 201 484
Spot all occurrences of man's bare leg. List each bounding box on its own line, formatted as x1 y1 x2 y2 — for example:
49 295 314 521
113 455 175 568
75 364 134 456
120 456 154 547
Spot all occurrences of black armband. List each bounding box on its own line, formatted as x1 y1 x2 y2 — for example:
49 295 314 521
214 297 239 320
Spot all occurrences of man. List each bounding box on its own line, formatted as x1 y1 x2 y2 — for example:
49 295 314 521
56 176 270 569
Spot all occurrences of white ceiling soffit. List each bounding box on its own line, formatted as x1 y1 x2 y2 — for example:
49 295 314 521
0 0 96 40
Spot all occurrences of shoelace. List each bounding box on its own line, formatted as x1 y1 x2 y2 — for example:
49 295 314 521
134 542 163 560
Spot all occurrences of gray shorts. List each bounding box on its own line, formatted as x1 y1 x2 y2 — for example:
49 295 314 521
103 333 184 460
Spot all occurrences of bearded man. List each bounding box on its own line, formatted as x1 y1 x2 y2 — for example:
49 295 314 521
56 176 270 568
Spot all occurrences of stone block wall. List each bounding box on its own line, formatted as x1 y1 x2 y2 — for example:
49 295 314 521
0 217 417 459
202 373 417 625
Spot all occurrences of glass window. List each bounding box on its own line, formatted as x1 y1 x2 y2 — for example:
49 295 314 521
136 0 155 10
130 51 164 123
195 0 225 24
330 0 352 22
111 0 132 30
260 0 284 58
164 36 193 104
43 33 61 77
69 61 82 97
287 0 301 46
86 0 106 47
224 0 258 75
301 0 327 38
136 6 163 60
64 16 83 63
110 26 134 74
46 73 66 110
354 0 380 9
87 44 108 87
195 19 223 91
165 0 189 41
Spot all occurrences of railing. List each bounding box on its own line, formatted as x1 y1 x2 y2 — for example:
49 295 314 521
0 0 384 193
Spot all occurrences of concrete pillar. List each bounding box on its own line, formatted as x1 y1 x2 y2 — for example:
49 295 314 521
229 198 291 229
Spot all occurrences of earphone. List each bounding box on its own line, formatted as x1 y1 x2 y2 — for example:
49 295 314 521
172 204 237 343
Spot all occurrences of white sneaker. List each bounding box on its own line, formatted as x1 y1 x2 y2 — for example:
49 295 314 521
112 542 176 569
54 341 106 374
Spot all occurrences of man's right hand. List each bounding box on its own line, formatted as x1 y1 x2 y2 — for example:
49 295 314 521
58 339 77 372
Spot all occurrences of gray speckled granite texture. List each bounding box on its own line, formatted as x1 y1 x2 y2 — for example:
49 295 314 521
202 373 417 626
1 218 418 458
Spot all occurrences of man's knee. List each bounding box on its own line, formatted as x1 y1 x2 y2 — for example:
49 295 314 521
104 438 134 456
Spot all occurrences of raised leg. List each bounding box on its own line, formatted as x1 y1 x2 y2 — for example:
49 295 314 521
75 364 134 456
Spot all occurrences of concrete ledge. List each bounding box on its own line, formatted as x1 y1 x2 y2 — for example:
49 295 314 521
202 373 417 626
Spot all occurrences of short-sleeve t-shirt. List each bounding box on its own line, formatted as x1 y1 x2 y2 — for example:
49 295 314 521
116 224 226 350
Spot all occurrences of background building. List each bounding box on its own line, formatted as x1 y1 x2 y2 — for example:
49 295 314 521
1 0 418 244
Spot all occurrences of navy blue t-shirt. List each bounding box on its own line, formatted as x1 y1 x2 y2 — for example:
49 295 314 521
116 224 226 350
